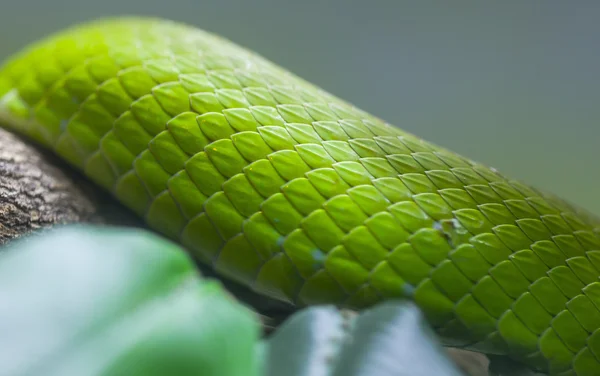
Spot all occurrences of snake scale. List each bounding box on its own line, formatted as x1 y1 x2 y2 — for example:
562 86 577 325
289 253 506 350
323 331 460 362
0 17 599 375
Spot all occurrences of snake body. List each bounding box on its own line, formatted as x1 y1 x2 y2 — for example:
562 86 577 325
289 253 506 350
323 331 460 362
0 18 599 375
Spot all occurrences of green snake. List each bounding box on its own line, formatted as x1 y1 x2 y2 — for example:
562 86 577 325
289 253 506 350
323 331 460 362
0 17 598 375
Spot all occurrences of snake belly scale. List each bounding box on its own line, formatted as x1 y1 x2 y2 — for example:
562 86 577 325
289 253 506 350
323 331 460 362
0 17 599 375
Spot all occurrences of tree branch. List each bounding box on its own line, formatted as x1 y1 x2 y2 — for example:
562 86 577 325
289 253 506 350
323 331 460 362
0 127 141 245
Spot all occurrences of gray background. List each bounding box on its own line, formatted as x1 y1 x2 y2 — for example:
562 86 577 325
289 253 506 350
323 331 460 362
1 1 598 215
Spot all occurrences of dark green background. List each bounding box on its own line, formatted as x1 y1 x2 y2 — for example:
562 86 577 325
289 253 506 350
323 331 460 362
1 1 598 215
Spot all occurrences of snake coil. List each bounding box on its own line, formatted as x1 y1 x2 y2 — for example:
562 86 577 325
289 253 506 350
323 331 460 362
0 18 599 375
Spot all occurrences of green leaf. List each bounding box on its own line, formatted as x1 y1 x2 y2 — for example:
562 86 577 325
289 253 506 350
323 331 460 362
263 301 466 376
0 225 261 376
262 306 347 376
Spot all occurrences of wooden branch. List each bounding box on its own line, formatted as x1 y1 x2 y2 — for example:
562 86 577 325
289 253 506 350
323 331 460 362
0 127 141 245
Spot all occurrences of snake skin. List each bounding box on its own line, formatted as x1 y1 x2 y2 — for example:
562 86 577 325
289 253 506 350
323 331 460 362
1 18 599 375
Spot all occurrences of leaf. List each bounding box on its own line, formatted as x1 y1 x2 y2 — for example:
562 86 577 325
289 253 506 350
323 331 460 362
0 225 261 376
262 306 347 376
263 301 466 376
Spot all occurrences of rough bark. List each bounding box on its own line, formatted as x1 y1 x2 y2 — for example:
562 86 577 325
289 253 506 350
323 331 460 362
447 348 490 376
0 127 141 245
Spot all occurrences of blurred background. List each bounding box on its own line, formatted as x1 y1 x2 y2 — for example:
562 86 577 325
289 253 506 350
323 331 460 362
0 1 598 215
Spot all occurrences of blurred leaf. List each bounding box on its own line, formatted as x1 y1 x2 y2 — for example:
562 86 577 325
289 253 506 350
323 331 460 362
264 301 466 376
0 225 261 376
0 224 533 376
262 306 346 376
